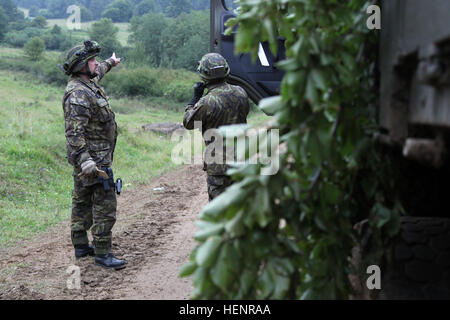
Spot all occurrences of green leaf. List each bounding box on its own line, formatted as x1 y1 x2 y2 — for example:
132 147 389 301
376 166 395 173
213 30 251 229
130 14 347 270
291 36 304 56
306 73 318 106
253 187 271 228
258 95 283 116
323 182 340 205
194 223 225 241
263 18 277 54
257 266 274 298
374 203 391 228
225 209 245 237
314 215 327 231
200 183 250 220
179 261 197 277
193 266 207 291
320 53 333 66
195 237 222 267
238 268 257 298
310 69 327 91
300 288 313 300
341 51 356 70
272 274 290 299
210 242 234 293
275 58 300 72
309 34 319 53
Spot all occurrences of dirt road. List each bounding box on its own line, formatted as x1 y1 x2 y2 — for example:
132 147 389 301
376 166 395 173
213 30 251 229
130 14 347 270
0 164 207 300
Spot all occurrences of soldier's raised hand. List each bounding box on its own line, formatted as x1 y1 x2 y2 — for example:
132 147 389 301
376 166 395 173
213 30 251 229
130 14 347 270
110 52 121 66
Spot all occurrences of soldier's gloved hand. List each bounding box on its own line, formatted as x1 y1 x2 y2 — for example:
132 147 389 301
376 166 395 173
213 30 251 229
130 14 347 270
80 159 97 176
188 82 205 105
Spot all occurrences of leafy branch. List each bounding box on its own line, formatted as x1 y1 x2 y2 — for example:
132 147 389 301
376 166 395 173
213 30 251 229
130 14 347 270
180 0 401 299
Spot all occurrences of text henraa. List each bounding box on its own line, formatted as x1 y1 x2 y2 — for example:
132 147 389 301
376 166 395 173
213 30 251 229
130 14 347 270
179 304 271 317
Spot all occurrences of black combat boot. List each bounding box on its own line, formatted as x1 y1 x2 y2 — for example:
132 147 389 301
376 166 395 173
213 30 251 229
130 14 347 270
94 253 126 270
74 244 95 259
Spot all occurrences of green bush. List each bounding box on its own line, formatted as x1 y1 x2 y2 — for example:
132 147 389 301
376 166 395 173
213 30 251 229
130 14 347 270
102 0 133 22
0 56 67 86
29 5 39 17
31 16 47 28
163 80 191 102
81 7 94 22
103 67 161 97
24 37 46 60
4 27 43 47
4 32 29 47
40 61 68 85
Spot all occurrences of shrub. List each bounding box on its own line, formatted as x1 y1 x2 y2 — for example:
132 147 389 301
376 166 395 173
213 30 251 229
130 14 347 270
163 80 192 102
4 32 29 47
102 0 133 22
103 67 161 97
81 7 94 22
43 26 73 51
29 5 39 17
24 37 46 60
31 16 47 28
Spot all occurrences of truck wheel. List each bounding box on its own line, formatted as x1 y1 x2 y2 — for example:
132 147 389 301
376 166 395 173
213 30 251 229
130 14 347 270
378 217 450 299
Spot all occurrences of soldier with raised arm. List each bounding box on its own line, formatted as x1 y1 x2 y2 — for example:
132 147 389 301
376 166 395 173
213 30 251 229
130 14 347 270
61 40 125 269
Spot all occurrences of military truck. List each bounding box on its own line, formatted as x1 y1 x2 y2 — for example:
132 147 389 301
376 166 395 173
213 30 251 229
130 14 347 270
210 0 450 299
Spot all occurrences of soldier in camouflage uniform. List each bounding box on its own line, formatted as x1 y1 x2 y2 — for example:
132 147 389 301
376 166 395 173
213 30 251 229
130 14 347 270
183 53 250 201
61 40 125 269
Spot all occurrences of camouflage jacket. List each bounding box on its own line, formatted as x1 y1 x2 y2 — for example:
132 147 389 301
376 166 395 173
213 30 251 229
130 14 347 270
183 80 250 175
62 59 117 184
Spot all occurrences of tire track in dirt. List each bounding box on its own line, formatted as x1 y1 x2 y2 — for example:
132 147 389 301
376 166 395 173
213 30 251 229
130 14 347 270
0 164 207 300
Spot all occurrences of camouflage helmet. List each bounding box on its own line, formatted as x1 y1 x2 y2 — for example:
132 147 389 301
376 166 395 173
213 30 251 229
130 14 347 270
197 53 230 81
60 40 101 75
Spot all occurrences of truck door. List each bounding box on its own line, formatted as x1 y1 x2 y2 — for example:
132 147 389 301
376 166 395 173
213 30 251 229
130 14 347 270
210 0 285 104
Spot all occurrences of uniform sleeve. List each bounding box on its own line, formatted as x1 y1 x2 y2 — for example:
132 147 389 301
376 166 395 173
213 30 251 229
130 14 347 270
239 87 250 122
65 90 92 166
95 58 114 82
183 98 208 130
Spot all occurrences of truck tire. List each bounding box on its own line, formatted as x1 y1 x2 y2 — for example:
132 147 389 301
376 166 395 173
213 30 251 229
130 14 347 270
378 217 450 299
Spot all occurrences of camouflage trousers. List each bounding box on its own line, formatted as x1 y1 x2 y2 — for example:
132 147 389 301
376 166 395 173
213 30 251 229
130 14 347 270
71 175 117 255
206 174 233 201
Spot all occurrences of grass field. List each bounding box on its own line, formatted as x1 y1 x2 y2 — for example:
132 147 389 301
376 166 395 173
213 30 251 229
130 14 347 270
0 65 270 248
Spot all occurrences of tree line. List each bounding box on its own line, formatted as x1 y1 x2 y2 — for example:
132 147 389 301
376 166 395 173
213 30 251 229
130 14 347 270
13 0 210 22
2 0 210 72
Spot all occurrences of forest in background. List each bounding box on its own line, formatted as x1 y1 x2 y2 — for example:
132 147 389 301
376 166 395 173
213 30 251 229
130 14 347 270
1 0 212 71
14 0 212 21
